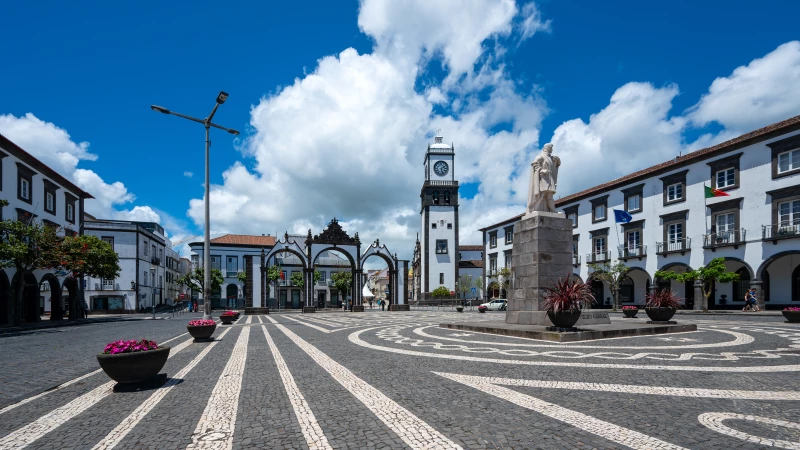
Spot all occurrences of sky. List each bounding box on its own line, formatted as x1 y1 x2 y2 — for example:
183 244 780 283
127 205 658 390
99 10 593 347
2 0 800 268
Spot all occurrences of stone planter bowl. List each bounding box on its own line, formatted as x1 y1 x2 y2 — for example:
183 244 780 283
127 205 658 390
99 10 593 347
547 310 582 328
783 310 800 323
456 306 464 313
645 307 676 322
622 309 639 318
478 306 487 313
97 346 170 384
187 324 216 340
220 315 235 325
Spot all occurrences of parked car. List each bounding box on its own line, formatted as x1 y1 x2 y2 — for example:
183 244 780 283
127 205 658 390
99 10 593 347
480 299 507 311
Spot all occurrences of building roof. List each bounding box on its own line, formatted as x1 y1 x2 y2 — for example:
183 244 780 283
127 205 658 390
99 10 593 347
478 114 800 232
555 113 800 206
0 133 94 199
458 245 483 251
190 234 276 247
459 260 484 269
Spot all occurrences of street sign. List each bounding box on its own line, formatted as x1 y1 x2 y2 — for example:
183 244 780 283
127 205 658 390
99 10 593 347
471 287 477 293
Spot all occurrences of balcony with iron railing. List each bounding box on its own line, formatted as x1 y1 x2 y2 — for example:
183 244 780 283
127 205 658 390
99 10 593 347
423 180 459 187
762 223 800 242
656 238 691 255
572 254 581 266
703 229 746 250
586 251 611 264
226 270 240 278
618 245 647 260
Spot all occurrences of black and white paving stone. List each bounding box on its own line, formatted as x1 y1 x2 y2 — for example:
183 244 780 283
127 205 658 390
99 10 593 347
1 311 799 449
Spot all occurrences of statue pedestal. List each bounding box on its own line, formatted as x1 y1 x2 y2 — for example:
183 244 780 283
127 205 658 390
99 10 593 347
505 211 610 326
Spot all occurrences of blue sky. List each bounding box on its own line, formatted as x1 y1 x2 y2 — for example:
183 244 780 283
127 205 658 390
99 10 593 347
1 0 800 261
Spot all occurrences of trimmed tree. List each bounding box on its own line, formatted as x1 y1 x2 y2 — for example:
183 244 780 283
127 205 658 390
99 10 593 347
59 234 121 318
495 267 512 298
331 271 352 307
587 261 630 311
177 267 224 307
655 257 739 312
431 285 451 299
457 275 473 300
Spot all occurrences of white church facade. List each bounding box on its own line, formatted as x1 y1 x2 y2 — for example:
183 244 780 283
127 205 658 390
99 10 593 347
479 114 800 310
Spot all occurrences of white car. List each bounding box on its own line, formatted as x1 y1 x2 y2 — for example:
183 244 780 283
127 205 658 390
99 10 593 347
480 299 507 311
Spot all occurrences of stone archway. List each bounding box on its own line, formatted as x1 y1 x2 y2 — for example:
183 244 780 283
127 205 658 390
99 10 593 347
12 271 40 324
309 218 362 311
63 277 80 321
40 273 63 321
360 239 400 307
0 270 10 326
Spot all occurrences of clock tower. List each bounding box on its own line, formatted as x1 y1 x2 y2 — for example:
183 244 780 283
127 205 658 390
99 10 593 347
419 130 459 295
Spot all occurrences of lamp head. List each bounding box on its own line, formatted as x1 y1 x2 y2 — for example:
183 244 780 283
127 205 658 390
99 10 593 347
150 105 170 114
150 266 156 276
216 91 229 104
228 129 240 136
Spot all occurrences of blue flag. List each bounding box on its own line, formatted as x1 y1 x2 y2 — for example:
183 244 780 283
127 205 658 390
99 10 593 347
613 209 633 223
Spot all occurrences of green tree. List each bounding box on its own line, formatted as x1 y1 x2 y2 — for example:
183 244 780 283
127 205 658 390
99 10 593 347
331 271 352 305
457 275 473 299
655 257 739 312
289 270 320 290
588 261 630 311
177 267 224 297
431 285 451 299
493 266 512 298
0 220 62 325
59 234 121 318
236 271 247 284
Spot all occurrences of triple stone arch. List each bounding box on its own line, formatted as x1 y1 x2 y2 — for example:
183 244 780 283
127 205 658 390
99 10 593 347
263 219 399 308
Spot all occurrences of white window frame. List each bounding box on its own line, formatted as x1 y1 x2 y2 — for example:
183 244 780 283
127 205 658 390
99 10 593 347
594 237 606 255
435 239 448 254
489 233 497 248
666 183 682 202
716 213 735 233
627 194 641 212
20 178 30 200
568 213 577 227
46 192 54 212
668 222 683 244
594 204 606 220
627 230 640 250
716 167 735 189
489 257 497 274
778 200 800 227
777 149 800 174
67 203 74 221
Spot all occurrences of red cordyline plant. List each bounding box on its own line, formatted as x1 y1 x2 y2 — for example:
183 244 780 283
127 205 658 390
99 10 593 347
542 277 596 313
220 310 236 316
784 307 800 311
103 339 158 355
645 290 682 309
621 305 638 310
188 319 216 326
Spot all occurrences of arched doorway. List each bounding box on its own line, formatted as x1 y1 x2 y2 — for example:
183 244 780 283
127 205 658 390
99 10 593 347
589 279 606 308
0 271 10 326
40 274 63 321
756 251 800 308
793 265 800 303
658 263 694 309
732 267 750 303
314 248 355 310
619 276 634 304
225 284 238 309
12 271 40 323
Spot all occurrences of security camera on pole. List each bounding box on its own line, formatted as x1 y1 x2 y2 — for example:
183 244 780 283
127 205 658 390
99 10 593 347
151 92 240 320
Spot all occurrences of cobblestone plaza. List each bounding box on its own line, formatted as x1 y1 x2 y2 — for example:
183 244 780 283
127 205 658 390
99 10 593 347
1 311 799 449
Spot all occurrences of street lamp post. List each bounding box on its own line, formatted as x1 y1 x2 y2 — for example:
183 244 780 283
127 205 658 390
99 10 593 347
151 92 239 320
149 266 156 320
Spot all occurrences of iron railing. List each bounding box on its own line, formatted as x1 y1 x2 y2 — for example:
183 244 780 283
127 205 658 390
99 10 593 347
586 251 611 263
762 223 800 240
618 245 647 259
656 238 691 254
703 229 746 247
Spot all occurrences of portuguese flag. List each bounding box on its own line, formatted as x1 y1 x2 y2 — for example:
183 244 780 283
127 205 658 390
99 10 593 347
704 185 730 198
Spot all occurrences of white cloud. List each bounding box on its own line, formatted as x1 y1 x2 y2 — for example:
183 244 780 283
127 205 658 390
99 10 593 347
186 0 550 260
550 41 800 200
0 113 169 229
183 171 193 178
517 2 552 41
688 41 800 133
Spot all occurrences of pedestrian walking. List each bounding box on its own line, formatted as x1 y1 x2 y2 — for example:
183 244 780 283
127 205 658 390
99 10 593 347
744 288 760 312
81 299 89 319
380 299 385 311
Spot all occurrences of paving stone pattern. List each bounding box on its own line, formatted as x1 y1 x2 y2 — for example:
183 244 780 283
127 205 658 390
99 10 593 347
1 310 799 449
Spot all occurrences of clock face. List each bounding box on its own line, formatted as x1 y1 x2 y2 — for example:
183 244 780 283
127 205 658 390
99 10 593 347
433 161 449 176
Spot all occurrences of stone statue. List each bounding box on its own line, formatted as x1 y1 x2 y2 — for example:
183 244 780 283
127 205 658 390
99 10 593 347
527 143 561 214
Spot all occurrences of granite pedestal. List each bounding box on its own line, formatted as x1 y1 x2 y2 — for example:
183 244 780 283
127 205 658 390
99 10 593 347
505 211 610 327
